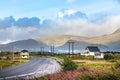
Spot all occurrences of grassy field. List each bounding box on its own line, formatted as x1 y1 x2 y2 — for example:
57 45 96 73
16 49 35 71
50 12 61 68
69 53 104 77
0 52 30 70
77 61 115 70
0 59 29 70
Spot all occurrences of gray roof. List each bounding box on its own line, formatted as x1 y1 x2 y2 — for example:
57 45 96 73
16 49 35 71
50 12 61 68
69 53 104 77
86 46 100 52
21 50 28 52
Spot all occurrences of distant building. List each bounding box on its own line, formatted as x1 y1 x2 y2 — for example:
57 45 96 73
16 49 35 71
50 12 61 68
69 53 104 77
20 50 29 59
84 46 104 58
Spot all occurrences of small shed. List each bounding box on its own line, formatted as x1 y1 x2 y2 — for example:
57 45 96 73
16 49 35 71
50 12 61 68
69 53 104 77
84 46 104 58
20 50 29 59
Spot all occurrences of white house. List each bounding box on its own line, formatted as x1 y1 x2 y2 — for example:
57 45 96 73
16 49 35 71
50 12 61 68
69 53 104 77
20 50 29 59
84 46 104 58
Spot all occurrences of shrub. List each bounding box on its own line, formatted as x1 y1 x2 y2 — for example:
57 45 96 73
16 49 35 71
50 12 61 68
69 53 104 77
113 54 120 60
104 54 120 60
104 54 114 60
62 58 78 71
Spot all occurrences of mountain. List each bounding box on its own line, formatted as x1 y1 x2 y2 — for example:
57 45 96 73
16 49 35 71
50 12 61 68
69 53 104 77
113 28 120 33
84 28 120 51
56 40 108 53
36 35 88 47
85 30 120 44
0 39 49 52
107 40 120 51
36 28 120 52
1 28 120 52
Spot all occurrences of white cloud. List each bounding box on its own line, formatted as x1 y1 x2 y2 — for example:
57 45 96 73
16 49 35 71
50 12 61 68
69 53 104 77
1 40 12 44
1 11 120 44
0 26 44 44
58 9 75 18
43 15 120 37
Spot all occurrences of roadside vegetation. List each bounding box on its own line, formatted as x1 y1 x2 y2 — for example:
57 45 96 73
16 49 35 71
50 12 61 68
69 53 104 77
0 59 27 70
0 52 29 70
62 58 78 71
37 53 120 80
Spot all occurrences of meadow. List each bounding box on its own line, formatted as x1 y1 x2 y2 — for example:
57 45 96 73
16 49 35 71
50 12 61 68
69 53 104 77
0 52 29 70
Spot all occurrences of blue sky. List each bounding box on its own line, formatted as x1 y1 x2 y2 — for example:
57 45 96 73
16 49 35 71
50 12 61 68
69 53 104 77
0 0 119 20
0 0 120 44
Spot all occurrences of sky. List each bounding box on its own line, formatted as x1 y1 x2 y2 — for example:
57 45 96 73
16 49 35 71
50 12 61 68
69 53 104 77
0 0 120 44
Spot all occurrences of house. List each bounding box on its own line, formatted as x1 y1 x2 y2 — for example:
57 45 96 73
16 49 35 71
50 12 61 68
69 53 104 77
84 46 104 58
20 50 29 59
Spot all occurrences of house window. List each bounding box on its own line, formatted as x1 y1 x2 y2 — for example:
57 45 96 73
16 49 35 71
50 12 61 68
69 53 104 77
95 53 101 56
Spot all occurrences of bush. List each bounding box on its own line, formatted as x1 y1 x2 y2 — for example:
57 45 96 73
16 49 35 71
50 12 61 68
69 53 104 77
104 54 120 60
62 58 78 71
104 54 114 60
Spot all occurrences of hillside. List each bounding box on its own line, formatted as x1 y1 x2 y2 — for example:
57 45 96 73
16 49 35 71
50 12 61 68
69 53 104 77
36 29 120 46
36 28 120 52
0 39 49 52
36 35 88 47
56 40 108 53
85 31 120 44
1 28 120 52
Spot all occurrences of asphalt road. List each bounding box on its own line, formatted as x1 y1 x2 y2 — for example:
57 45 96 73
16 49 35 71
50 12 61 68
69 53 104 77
0 57 61 79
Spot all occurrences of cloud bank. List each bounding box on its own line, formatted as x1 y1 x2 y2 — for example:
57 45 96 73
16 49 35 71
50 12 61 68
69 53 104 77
0 9 120 44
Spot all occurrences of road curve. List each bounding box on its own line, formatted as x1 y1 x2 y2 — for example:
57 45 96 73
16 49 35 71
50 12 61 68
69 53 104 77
0 57 61 79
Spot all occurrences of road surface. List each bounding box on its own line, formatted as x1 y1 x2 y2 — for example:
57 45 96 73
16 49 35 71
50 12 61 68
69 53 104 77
0 57 61 79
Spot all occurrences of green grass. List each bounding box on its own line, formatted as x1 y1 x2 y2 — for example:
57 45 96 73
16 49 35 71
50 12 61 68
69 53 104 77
0 52 30 70
0 59 28 70
77 62 114 70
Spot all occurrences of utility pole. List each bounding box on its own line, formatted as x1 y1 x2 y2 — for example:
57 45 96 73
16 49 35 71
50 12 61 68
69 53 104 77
68 41 74 58
40 47 44 55
72 42 74 57
12 45 14 61
68 42 71 58
42 47 44 54
50 46 52 56
51 45 54 56
53 45 54 55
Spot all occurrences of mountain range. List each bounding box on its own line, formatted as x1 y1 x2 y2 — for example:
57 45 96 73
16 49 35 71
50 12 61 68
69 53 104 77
0 28 120 53
0 39 49 52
